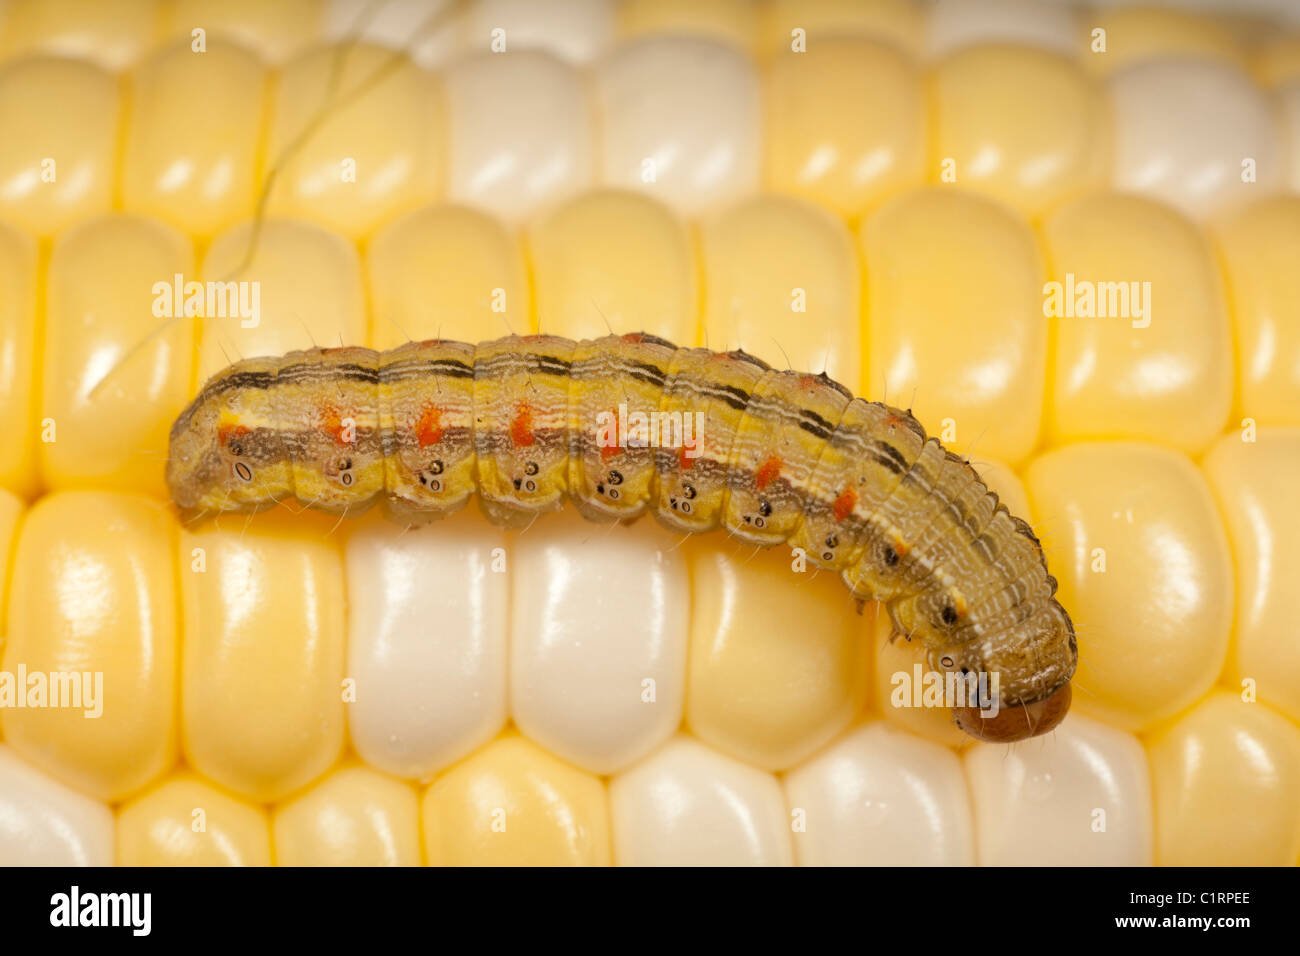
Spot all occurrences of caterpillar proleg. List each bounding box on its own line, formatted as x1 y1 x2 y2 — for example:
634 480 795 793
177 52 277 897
167 333 1077 742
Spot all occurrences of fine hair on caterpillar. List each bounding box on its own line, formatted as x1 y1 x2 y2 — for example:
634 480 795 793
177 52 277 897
167 332 1078 743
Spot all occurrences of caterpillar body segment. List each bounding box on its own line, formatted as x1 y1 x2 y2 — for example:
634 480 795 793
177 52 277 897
167 332 1077 741
471 335 575 526
381 339 477 523
567 332 677 525
724 368 853 549
652 345 770 535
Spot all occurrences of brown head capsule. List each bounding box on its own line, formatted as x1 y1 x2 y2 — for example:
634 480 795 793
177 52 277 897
953 681 1073 742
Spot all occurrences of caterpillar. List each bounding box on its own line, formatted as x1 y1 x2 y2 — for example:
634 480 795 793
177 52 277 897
167 333 1077 743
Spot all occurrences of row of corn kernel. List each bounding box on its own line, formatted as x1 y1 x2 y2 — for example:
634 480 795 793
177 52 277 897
2 182 1296 495
1 413 1298 864
2 10 1296 235
2 0 1299 80
3 700 1296 864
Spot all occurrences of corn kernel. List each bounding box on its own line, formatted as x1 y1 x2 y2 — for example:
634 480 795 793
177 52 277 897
367 202 529 347
701 195 861 389
1146 691 1300 866
117 772 271 866
528 189 697 344
1203 429 1300 725
273 763 421 866
179 511 346 802
860 188 1047 463
0 55 118 237
686 541 867 772
1041 193 1232 451
421 733 611 866
764 37 925 220
931 44 1107 218
3 491 177 801
1024 443 1232 733
41 214 194 497
266 43 444 238
122 39 267 239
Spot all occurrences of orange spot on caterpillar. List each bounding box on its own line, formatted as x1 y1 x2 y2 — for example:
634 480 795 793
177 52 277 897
319 404 353 445
755 455 782 490
832 486 857 521
218 423 250 447
510 403 535 448
416 405 444 447
679 444 694 471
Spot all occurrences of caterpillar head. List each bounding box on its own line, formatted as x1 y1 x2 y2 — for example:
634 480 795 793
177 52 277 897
166 356 294 517
924 599 1078 742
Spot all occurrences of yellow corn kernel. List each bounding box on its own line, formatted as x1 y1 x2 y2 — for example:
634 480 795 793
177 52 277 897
198 218 366 382
1041 193 1232 452
265 43 444 239
367 203 529 348
528 189 697 345
1025 443 1232 733
41 213 195 497
166 0 324 65
121 40 267 240
686 542 868 772
701 195 860 387
1213 197 1300 426
179 511 346 802
0 0 161 70
764 37 925 221
0 55 119 238
1146 691 1300 866
117 773 271 866
0 220 37 496
273 763 421 866
860 188 1047 464
618 0 757 53
1203 429 1300 725
421 733 611 866
931 44 1108 218
2 491 177 801
1085 6 1249 76
759 0 923 58
1256 36 1300 87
